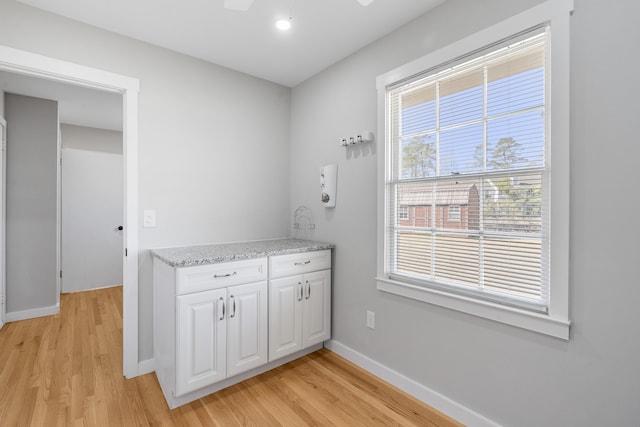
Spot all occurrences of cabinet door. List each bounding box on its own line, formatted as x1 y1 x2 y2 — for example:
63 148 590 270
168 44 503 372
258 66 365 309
227 281 268 377
268 275 303 361
176 288 227 396
303 269 331 348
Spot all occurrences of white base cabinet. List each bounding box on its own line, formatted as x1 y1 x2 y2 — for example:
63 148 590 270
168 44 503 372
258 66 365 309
269 270 331 361
153 257 269 405
268 250 332 362
175 281 267 396
176 288 227 396
227 282 269 377
153 248 331 409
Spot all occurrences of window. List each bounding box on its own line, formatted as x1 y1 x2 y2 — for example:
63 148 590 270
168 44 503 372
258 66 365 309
398 205 409 220
376 1 571 339
388 30 546 308
447 205 461 221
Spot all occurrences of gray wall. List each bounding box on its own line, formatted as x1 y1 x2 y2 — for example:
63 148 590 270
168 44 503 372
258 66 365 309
0 0 291 360
2 0 639 425
61 124 122 154
60 124 123 293
4 93 58 313
290 0 640 426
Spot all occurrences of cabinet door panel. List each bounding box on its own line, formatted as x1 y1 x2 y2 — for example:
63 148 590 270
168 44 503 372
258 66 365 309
268 276 303 361
303 269 331 348
227 281 268 377
176 289 227 396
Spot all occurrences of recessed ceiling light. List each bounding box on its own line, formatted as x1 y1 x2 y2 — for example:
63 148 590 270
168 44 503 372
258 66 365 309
276 18 291 31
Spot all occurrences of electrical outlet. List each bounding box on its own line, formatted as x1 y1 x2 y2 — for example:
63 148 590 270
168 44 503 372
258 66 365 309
366 310 375 329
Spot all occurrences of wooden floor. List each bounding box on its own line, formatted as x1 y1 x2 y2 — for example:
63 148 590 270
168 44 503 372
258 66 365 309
0 286 462 426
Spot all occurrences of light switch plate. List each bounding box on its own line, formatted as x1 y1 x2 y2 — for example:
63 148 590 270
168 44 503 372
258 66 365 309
143 209 156 228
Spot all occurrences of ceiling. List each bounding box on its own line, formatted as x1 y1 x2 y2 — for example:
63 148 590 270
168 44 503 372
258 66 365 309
16 0 445 87
3 0 444 131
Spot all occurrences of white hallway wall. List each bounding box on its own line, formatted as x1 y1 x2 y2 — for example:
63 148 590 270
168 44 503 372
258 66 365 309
290 0 640 426
0 0 291 360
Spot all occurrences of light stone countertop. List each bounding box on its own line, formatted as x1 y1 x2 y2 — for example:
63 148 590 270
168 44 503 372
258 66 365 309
151 238 334 268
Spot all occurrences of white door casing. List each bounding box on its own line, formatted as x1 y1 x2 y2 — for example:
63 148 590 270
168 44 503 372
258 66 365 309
0 45 139 378
0 116 6 330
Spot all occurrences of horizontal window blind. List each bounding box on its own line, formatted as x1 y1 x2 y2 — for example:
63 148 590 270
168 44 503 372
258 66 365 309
385 28 550 312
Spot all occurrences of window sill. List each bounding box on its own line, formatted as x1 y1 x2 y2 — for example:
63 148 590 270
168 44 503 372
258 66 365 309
376 277 570 340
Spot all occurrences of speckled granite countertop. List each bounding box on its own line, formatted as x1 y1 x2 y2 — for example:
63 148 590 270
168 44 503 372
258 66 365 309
151 238 334 268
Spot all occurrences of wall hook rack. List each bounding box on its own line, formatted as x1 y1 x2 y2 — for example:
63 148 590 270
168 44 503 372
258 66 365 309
339 131 374 147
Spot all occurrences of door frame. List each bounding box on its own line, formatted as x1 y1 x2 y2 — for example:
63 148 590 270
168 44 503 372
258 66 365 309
0 45 140 378
0 115 5 330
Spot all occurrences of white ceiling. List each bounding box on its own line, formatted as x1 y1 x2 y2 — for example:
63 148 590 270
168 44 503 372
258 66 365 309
4 0 444 130
17 0 445 87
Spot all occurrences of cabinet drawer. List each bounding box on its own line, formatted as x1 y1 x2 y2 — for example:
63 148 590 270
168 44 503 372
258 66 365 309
176 258 267 295
269 250 331 279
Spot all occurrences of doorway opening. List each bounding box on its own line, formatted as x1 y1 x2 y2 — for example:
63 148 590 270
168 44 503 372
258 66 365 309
60 124 124 295
0 45 139 378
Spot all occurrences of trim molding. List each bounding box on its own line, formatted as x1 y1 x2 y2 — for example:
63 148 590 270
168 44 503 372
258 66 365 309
6 304 59 322
138 358 156 376
324 340 500 427
377 278 570 339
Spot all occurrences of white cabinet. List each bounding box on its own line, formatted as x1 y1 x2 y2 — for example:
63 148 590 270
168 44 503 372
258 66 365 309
227 281 268 377
268 275 302 359
268 250 331 362
175 281 267 396
153 257 268 401
153 245 332 409
303 270 331 348
176 288 227 396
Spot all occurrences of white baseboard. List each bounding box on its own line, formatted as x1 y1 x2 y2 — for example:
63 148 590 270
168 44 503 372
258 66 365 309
6 304 59 322
138 358 156 376
324 340 500 427
62 283 122 294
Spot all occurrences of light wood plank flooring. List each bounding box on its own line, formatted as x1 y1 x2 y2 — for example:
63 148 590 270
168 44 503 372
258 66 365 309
0 286 462 426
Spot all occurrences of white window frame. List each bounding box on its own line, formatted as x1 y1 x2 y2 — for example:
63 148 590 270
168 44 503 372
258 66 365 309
375 0 571 340
447 205 461 221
